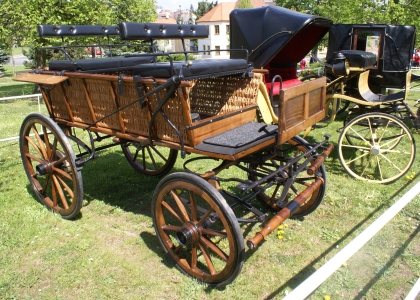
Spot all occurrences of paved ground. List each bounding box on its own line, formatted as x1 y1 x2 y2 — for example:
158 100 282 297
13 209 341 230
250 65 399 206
7 55 27 66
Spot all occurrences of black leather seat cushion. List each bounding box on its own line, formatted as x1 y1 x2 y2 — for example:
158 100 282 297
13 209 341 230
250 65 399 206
193 122 277 156
132 59 249 79
48 56 155 72
340 50 377 68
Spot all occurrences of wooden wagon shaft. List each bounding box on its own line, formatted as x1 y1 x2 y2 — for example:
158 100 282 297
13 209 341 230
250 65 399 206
246 177 324 249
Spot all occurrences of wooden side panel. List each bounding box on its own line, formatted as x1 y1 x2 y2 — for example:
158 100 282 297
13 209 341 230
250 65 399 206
278 77 326 144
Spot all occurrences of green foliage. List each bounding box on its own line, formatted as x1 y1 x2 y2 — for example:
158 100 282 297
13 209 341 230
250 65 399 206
0 48 10 72
194 1 218 20
156 54 196 62
0 0 158 67
275 0 420 46
237 0 253 9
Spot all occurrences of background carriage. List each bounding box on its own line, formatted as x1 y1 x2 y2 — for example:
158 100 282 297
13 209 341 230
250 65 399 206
231 13 418 184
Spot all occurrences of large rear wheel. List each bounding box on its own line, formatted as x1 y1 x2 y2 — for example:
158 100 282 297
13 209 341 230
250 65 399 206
151 172 244 287
19 113 83 219
338 113 415 183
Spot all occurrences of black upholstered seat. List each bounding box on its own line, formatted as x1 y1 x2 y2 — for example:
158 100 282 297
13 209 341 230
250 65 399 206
48 56 155 73
132 59 250 79
194 122 277 156
339 50 377 69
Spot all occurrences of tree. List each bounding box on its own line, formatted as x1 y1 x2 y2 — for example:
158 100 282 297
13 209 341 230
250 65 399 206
237 0 253 9
0 48 10 72
0 0 158 70
194 0 218 20
275 0 420 50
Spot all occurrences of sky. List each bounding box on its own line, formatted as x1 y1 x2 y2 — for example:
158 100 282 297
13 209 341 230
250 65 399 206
157 0 235 13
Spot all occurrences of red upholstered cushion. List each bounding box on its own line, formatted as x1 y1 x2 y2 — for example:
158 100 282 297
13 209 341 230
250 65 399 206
265 78 303 95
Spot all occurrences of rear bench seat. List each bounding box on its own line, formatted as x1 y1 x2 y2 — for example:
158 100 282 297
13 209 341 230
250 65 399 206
48 55 156 73
131 59 250 79
37 24 158 73
118 22 250 79
41 23 250 78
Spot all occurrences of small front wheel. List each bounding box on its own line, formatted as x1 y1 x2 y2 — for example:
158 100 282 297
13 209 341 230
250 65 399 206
151 172 244 287
338 113 415 183
19 113 83 219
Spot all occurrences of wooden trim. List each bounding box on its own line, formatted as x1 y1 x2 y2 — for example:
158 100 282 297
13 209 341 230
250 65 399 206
81 78 97 126
13 73 68 85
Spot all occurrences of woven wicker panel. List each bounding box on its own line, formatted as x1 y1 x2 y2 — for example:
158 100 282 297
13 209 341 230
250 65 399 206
189 74 260 116
85 79 121 130
145 83 189 144
47 84 71 121
62 78 94 124
111 81 150 136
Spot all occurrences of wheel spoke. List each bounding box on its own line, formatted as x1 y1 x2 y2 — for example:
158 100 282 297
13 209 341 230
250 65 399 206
198 242 216 275
189 192 198 222
201 228 228 238
348 124 372 145
53 166 72 181
379 152 403 172
340 144 370 151
200 236 229 262
25 152 43 164
376 156 384 182
150 145 168 162
52 174 69 209
344 151 370 165
55 173 75 199
146 146 158 170
191 243 198 270
161 200 184 223
26 136 43 158
170 190 190 222
49 138 58 161
32 125 48 159
197 208 215 227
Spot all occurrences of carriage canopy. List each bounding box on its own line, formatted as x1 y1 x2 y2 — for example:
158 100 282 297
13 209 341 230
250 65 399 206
230 6 333 68
327 24 416 73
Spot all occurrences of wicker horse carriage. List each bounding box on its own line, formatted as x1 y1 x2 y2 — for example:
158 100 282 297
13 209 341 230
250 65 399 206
15 7 334 286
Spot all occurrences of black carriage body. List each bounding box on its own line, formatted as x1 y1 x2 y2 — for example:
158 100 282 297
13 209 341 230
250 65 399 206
230 6 332 83
327 24 416 90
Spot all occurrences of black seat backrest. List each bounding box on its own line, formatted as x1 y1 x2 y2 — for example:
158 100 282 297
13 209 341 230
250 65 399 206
118 22 208 40
37 25 120 37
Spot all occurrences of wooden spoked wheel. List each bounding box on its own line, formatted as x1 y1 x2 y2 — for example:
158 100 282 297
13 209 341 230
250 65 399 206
338 113 415 183
249 136 326 218
152 173 244 287
121 141 177 176
19 113 83 219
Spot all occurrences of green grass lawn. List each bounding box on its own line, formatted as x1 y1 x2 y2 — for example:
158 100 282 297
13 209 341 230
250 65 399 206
0 87 419 299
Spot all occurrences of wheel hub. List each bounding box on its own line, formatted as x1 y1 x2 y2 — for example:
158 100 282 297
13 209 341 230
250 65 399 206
176 222 201 246
371 145 381 156
36 160 53 176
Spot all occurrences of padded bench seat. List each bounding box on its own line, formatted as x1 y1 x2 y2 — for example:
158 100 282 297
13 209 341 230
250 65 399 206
132 58 250 79
339 50 377 69
194 122 278 156
48 55 155 73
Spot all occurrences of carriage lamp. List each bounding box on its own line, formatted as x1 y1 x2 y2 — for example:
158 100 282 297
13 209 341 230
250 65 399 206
332 52 350 76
